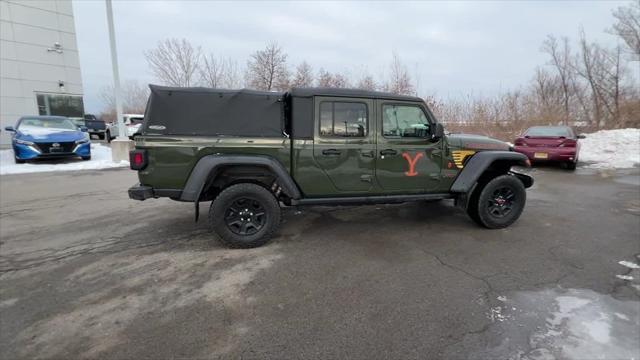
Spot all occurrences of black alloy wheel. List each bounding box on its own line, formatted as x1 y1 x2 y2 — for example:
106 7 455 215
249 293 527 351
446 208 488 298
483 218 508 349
486 186 515 218
224 198 267 236
209 183 281 248
468 174 526 229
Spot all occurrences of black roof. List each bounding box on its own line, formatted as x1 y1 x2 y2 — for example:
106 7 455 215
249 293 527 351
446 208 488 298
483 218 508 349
290 87 421 101
148 85 286 99
149 85 421 102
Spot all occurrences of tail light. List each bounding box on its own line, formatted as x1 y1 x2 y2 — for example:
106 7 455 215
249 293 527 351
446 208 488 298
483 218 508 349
514 138 526 146
129 149 147 170
559 139 576 147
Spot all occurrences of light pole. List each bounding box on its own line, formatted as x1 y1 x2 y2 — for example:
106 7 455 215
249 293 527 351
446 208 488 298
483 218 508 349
105 0 132 161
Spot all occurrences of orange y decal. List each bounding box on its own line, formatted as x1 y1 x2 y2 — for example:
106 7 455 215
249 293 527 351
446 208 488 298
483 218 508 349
402 152 423 177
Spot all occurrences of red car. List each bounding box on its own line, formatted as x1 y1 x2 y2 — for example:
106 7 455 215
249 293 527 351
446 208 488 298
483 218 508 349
513 126 585 170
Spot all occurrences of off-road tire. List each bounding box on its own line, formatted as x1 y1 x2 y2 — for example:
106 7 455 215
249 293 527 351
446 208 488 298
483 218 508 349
566 161 576 170
209 183 281 248
468 175 526 229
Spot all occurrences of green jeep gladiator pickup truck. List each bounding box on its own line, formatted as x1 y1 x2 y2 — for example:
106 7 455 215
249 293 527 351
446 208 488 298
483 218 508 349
129 86 533 248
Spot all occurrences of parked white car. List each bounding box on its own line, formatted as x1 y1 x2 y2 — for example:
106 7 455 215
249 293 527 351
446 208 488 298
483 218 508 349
105 114 144 142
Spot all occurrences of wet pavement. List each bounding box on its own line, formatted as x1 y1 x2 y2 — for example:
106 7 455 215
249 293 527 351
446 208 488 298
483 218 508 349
0 166 638 359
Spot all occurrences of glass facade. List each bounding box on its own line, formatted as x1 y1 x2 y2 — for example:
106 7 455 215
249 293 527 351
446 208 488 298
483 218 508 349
36 93 85 118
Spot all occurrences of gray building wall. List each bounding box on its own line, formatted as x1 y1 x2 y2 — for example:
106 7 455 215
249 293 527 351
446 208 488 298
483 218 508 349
0 0 83 145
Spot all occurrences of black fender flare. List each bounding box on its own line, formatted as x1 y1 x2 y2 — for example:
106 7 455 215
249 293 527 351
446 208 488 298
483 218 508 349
450 151 533 193
180 154 302 202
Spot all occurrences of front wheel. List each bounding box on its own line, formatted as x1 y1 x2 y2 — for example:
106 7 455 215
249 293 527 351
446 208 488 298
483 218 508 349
467 175 526 229
209 183 281 248
14 157 25 164
105 131 112 143
566 161 577 170
81 156 91 161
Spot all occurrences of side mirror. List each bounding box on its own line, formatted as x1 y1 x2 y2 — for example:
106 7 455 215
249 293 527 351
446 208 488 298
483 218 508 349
432 123 445 141
577 134 586 139
4 126 15 132
80 126 88 132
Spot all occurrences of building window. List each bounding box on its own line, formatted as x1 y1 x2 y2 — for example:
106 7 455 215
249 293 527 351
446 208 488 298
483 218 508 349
319 101 367 137
36 93 84 118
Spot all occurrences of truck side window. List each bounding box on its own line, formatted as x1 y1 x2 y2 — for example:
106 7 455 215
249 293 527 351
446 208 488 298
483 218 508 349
382 105 430 138
320 101 367 137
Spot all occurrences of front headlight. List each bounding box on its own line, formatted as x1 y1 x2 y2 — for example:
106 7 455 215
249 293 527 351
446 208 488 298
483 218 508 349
15 138 34 146
75 138 89 144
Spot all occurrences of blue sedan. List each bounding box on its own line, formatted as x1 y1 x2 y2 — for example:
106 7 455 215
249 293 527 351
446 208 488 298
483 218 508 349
4 116 91 164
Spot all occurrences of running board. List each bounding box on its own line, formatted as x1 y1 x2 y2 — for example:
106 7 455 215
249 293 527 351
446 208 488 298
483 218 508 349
290 193 453 206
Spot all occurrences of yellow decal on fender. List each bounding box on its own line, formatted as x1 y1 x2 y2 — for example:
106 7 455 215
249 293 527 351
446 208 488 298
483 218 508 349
452 150 476 168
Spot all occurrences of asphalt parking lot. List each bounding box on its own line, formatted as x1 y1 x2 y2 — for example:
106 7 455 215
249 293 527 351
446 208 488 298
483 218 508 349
1 165 639 359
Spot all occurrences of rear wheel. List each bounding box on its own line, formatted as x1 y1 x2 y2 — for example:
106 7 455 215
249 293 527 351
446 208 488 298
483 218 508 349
106 130 112 143
468 175 526 229
209 183 281 248
98 133 105 140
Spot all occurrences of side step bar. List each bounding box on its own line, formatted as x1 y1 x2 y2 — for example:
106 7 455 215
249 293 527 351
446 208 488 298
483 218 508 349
290 193 453 206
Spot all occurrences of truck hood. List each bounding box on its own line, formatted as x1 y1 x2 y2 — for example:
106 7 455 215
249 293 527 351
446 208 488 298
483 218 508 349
446 133 511 151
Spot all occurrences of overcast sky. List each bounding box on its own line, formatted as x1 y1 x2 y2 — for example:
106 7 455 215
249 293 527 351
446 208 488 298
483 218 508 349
72 0 633 113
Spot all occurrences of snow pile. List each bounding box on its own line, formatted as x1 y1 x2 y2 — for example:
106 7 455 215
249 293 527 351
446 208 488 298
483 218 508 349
580 128 640 169
0 143 128 175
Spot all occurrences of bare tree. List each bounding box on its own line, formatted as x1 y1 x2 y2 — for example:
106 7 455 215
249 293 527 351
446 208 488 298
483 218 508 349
542 35 574 125
609 0 640 59
600 45 625 126
291 61 314 87
99 80 150 121
531 67 564 122
200 54 241 88
385 52 414 95
574 30 608 128
245 42 289 91
317 68 350 88
144 38 201 87
356 74 377 91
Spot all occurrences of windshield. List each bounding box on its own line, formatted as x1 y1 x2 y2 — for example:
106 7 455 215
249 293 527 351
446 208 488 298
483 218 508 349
71 118 86 127
129 117 144 125
18 117 77 131
525 127 572 138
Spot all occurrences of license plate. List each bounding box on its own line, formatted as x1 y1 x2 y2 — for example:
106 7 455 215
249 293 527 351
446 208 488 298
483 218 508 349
49 147 64 153
534 152 548 159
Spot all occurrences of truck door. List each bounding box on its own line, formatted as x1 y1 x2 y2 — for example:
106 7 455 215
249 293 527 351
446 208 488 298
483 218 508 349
375 100 443 192
312 97 376 193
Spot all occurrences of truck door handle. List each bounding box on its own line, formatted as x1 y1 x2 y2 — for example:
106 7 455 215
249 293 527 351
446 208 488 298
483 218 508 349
380 149 397 156
361 150 374 158
322 149 341 156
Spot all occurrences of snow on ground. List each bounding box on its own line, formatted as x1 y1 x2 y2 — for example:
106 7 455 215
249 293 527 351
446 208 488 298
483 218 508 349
580 128 640 169
0 143 128 175
478 288 640 360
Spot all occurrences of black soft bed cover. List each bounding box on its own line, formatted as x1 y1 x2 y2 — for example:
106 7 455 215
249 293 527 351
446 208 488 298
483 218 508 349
143 85 285 137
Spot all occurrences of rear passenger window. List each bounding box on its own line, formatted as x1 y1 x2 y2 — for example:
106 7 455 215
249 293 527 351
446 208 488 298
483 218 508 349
319 102 367 137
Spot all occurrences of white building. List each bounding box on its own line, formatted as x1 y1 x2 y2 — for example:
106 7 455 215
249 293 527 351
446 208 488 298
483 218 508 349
0 0 83 145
